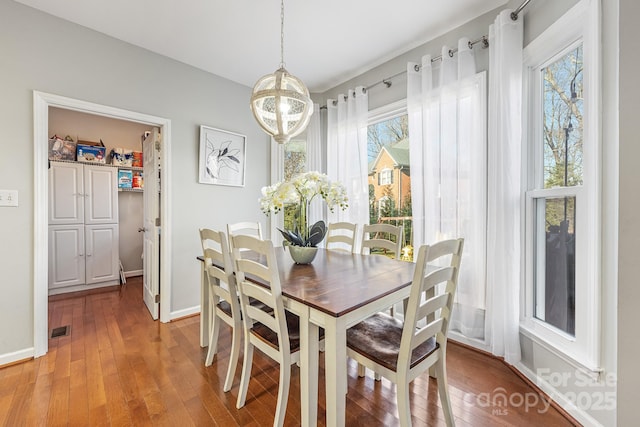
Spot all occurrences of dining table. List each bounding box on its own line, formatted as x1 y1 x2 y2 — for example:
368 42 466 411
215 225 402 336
198 246 416 427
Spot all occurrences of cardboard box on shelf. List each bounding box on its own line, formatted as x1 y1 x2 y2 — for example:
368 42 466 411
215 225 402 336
76 140 106 163
48 136 76 161
118 170 133 188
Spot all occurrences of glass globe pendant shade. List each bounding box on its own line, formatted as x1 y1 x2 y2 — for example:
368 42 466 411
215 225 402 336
250 67 314 144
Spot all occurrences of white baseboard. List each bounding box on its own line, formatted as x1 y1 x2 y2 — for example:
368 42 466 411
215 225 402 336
48 280 119 296
0 347 34 367
514 362 603 427
125 270 143 278
171 305 200 321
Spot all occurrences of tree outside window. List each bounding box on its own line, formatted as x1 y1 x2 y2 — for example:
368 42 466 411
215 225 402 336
534 45 584 336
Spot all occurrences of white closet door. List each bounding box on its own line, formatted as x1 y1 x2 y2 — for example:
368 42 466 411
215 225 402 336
49 162 84 225
48 225 85 288
142 129 160 320
85 224 119 285
84 165 118 224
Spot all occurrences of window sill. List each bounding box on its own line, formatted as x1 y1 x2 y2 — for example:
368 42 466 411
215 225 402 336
519 324 602 381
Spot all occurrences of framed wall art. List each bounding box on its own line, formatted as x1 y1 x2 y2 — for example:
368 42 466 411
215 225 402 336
198 125 246 187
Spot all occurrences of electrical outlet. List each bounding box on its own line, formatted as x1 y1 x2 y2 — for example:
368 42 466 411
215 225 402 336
0 190 18 207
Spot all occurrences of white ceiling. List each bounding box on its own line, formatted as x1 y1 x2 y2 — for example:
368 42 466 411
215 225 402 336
15 0 508 93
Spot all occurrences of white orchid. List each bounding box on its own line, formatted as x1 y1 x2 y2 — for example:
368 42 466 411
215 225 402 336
259 171 349 246
259 171 348 215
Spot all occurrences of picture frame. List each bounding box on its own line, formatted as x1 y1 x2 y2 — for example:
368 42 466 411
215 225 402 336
198 125 246 187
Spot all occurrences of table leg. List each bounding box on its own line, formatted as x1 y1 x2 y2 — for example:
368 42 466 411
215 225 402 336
299 310 319 427
324 317 347 427
200 263 209 348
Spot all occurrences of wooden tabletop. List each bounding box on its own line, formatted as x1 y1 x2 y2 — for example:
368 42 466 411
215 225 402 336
199 248 415 318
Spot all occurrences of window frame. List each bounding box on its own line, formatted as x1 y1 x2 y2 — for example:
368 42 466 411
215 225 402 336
522 0 601 372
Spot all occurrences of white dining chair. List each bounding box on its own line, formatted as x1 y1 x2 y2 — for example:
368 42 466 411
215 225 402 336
325 222 358 253
199 228 242 392
346 238 464 427
232 234 321 427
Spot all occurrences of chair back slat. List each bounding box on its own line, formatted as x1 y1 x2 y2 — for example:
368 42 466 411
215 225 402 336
227 221 263 250
236 257 272 284
245 304 279 331
416 291 450 321
361 223 403 260
413 318 445 350
326 222 358 253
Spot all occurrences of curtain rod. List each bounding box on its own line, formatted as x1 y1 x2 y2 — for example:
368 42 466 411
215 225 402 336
320 34 489 109
367 35 489 91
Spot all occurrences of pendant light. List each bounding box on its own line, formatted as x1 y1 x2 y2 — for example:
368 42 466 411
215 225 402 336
250 0 313 144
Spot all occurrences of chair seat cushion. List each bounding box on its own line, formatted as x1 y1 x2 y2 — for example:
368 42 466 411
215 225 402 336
252 311 325 353
346 313 438 372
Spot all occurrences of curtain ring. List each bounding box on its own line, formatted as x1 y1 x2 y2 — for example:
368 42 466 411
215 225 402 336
448 49 454 58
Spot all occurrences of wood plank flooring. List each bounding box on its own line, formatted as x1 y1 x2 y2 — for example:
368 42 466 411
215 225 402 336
0 277 578 426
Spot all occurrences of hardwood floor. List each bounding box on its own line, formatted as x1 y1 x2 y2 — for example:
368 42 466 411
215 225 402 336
0 277 578 426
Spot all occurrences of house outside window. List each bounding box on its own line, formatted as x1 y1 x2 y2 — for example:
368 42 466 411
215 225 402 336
367 102 412 250
523 0 600 371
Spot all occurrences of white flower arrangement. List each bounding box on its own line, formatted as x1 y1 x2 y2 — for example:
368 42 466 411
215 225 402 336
259 171 348 246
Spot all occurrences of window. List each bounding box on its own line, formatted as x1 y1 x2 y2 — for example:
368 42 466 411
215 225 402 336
367 101 412 249
533 46 583 336
379 169 392 185
523 0 600 370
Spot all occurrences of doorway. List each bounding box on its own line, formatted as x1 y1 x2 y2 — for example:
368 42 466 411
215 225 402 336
33 91 173 357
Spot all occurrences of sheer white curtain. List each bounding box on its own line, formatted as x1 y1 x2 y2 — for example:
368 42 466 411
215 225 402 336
407 37 487 341
269 104 324 240
306 103 324 224
326 88 369 230
486 9 523 365
268 138 285 244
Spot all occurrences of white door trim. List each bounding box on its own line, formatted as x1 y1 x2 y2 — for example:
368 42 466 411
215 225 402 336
33 91 173 357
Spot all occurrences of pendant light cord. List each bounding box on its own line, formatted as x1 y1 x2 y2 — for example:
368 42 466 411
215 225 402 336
280 0 285 68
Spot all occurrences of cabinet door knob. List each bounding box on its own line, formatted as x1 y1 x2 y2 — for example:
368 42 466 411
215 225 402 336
138 227 147 233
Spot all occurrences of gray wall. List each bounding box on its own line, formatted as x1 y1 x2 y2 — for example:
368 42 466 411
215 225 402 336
0 0 269 357
618 0 638 424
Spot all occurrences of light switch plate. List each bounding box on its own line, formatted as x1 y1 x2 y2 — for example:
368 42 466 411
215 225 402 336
0 190 18 207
